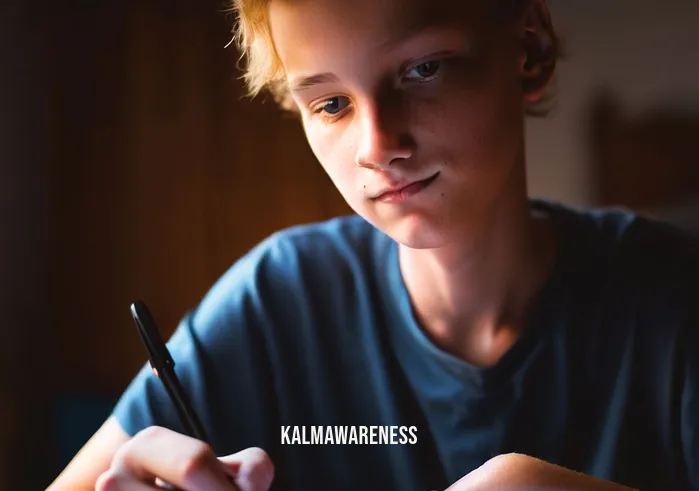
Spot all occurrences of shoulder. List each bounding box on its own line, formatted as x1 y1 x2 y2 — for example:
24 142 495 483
204 213 383 298
544 200 699 328
553 201 699 287
189 214 387 337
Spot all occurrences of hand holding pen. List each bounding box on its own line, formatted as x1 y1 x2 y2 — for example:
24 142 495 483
94 301 275 491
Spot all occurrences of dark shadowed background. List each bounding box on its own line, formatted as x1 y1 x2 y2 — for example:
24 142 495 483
1 0 697 489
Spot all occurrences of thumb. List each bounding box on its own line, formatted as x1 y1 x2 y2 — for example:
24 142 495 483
219 447 275 491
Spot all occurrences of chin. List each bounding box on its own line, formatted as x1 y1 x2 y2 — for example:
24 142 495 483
376 213 452 250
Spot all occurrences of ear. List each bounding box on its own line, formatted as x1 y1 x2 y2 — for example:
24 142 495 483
519 0 557 103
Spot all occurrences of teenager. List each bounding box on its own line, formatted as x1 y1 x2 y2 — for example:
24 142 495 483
48 0 698 489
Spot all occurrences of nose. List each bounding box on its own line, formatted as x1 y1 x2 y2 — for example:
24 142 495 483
355 102 415 170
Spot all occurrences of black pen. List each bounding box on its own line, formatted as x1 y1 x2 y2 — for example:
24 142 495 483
130 300 209 443
130 301 237 488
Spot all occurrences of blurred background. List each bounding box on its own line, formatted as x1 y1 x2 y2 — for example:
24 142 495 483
0 0 697 488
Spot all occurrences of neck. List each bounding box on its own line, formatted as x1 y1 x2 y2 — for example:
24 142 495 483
398 185 557 367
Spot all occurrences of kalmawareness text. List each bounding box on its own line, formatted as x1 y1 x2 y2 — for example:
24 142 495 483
281 425 418 445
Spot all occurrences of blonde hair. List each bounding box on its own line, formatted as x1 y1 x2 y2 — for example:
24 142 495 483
228 0 562 116
229 0 295 110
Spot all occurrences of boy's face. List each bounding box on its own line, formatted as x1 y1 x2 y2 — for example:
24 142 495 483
270 0 535 248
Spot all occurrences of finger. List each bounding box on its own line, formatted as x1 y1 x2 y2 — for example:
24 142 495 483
112 426 234 491
96 468 160 491
219 447 275 491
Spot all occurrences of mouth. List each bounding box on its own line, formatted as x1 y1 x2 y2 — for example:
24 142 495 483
372 172 440 204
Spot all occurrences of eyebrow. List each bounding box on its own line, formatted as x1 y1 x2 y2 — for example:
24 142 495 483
289 72 341 93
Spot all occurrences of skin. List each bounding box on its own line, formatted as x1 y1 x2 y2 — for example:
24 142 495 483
445 453 637 490
47 0 637 490
47 418 275 490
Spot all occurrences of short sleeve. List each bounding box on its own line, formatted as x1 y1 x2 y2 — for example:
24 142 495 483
110 233 291 456
108 215 386 477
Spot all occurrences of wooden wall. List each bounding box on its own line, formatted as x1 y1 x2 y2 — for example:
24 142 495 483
590 90 699 211
2 1 350 488
1 1 57 488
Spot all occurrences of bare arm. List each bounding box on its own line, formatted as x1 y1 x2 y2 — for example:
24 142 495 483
46 416 130 490
448 453 638 491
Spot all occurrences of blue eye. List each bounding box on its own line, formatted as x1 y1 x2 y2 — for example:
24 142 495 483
404 60 442 81
321 96 350 114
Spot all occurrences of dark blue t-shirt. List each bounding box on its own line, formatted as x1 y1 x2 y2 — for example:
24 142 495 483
112 200 699 491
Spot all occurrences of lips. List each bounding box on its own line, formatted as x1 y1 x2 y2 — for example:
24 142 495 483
372 172 440 203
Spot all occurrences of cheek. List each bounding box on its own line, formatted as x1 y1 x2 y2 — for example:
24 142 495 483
305 124 362 199
432 81 523 175
433 55 522 160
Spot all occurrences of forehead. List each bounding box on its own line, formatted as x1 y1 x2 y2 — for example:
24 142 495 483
271 0 490 35
269 0 491 78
